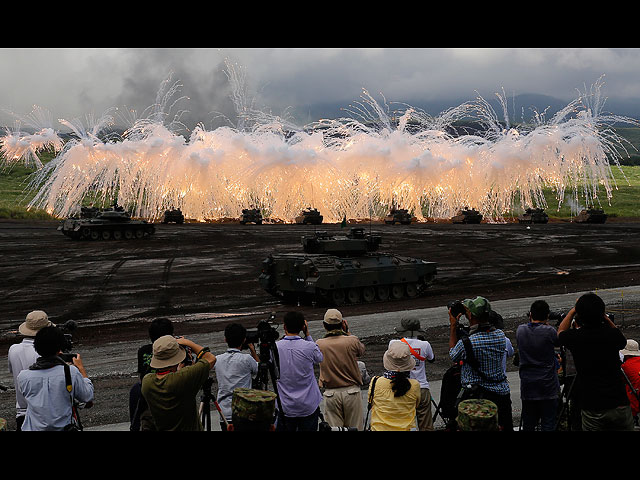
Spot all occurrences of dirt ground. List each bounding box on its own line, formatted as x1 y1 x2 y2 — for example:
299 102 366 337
1 217 639 430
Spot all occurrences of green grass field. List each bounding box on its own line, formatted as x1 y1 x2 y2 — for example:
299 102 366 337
1 136 639 220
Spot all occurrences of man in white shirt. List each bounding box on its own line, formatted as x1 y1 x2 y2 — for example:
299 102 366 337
214 323 259 430
7 310 52 430
390 318 436 431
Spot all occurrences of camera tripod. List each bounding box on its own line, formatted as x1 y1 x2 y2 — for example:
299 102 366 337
199 377 227 431
252 335 287 429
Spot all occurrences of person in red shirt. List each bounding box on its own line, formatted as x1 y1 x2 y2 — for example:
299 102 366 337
620 339 640 423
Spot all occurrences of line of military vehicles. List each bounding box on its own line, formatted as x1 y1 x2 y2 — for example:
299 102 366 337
56 203 608 307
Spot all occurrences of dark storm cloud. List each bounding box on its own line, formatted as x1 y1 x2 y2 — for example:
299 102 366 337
1 48 640 131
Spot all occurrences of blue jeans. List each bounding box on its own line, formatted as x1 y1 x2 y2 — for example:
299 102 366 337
521 398 558 431
275 407 320 432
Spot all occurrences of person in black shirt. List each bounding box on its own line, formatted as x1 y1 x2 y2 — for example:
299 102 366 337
558 292 634 431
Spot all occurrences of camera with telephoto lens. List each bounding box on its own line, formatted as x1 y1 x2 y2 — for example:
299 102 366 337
243 313 280 349
548 310 614 327
57 320 79 363
175 336 196 366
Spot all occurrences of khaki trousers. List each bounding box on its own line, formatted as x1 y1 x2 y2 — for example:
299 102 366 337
416 388 435 431
322 385 364 430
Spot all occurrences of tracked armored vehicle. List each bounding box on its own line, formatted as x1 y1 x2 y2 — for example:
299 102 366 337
163 209 184 224
384 208 415 225
295 207 323 225
58 203 155 240
574 208 607 224
451 208 483 224
240 208 263 225
259 227 437 306
518 208 549 224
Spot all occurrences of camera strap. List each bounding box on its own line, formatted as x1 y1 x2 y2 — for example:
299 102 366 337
364 376 380 431
461 336 506 384
63 363 83 431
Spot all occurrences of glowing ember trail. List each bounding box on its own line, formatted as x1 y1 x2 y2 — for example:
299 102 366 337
1 66 638 223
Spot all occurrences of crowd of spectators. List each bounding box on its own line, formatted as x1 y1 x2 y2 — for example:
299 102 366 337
5 291 640 432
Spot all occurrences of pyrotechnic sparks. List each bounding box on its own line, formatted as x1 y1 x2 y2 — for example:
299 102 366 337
2 67 637 223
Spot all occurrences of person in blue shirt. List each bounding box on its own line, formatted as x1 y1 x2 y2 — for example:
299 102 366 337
17 326 94 431
449 296 513 431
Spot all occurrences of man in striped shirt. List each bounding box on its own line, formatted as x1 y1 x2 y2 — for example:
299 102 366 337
449 296 513 431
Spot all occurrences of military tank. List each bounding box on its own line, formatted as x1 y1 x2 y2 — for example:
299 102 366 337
258 227 437 306
240 208 263 225
384 208 415 225
574 208 608 224
517 208 549 224
451 208 483 224
295 207 323 225
58 203 156 240
162 208 184 224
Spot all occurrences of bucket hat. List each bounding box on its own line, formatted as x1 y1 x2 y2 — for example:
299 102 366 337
19 310 54 336
383 341 416 372
621 339 640 357
394 317 426 336
150 335 186 369
323 308 343 325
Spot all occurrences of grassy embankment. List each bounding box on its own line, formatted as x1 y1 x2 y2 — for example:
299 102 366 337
1 129 639 220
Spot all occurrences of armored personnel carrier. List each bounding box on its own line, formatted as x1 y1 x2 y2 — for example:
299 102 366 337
240 208 263 225
574 208 607 224
518 208 549 224
384 208 415 225
295 207 323 225
451 208 483 224
58 203 155 240
163 208 185 224
259 227 437 306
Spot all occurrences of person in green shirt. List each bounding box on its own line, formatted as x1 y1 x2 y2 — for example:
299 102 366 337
141 335 216 431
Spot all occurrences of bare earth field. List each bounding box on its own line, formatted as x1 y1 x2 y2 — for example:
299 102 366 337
1 218 639 430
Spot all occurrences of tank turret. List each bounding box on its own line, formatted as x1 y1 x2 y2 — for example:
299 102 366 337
240 208 263 225
451 208 483 224
295 208 323 225
163 209 185 224
259 227 437 306
384 208 415 225
574 208 607 224
517 208 549 224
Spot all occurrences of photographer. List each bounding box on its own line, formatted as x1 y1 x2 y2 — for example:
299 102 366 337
448 296 513 431
275 311 323 431
141 335 216 431
16 325 94 431
214 323 259 431
8 310 52 431
558 292 634 431
316 308 366 431
516 300 560 431
130 317 175 431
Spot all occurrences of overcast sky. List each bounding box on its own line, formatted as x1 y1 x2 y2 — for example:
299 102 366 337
1 48 639 131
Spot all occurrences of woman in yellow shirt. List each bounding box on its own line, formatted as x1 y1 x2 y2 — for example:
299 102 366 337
368 341 421 431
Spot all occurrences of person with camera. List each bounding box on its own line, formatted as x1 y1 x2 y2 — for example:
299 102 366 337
448 296 513 432
275 311 323 431
141 334 216 431
391 317 436 431
214 323 260 431
557 292 634 431
129 317 175 431
16 325 94 431
8 310 53 431
316 308 366 430
516 299 561 431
